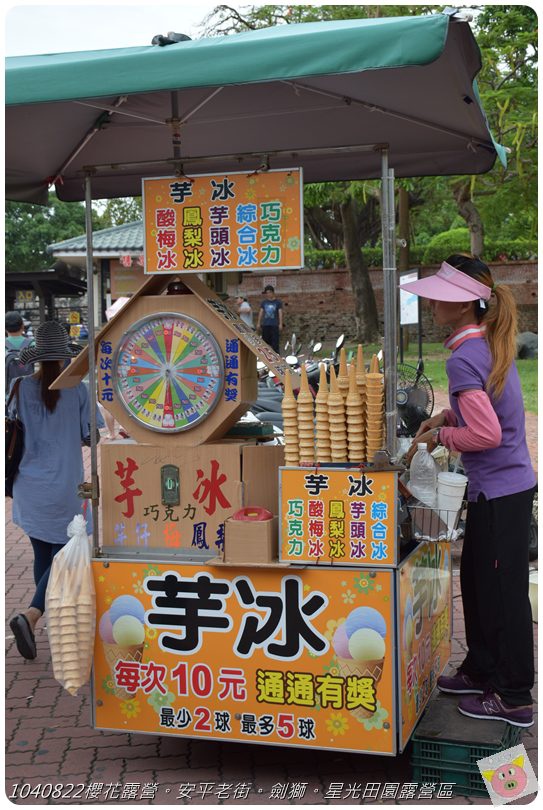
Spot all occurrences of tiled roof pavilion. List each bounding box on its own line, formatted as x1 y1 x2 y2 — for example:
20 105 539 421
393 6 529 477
48 220 143 260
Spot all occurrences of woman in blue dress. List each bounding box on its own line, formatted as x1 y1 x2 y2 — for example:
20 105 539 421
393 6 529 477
9 321 97 660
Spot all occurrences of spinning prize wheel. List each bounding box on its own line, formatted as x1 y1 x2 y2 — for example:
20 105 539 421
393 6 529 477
113 313 224 433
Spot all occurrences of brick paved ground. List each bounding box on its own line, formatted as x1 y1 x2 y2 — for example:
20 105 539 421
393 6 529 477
5 405 538 806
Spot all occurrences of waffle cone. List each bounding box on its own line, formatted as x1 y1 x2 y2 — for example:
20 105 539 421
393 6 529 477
337 656 385 719
103 642 144 700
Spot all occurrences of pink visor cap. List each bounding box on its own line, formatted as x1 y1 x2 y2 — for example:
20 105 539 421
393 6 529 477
399 262 492 302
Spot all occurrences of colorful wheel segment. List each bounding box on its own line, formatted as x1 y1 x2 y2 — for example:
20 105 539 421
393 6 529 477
113 313 224 433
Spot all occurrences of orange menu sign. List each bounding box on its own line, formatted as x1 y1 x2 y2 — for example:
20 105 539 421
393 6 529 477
398 541 452 750
280 468 397 566
93 561 396 754
142 169 303 274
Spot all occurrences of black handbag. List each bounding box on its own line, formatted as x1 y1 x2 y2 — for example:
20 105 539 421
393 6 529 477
6 378 24 497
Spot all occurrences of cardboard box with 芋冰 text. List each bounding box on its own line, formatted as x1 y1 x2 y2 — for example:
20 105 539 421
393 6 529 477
100 440 283 554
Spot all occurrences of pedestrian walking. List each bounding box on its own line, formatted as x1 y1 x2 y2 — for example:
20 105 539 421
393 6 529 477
236 296 254 328
8 321 96 660
256 285 283 353
5 310 35 395
401 254 537 727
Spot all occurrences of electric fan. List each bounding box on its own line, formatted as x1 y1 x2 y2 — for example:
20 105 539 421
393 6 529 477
396 363 434 437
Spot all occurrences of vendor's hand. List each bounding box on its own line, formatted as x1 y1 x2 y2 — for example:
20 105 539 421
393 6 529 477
406 429 439 465
414 411 446 440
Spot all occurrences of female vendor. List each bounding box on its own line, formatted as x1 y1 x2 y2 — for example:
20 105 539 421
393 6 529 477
400 254 536 728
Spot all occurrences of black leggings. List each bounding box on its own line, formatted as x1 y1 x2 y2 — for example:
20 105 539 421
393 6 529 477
29 537 64 614
460 487 535 706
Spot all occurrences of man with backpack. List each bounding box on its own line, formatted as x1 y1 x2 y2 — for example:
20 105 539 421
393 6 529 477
5 311 35 396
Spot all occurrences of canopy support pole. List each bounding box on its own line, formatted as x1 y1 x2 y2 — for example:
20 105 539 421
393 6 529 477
380 149 398 459
84 175 100 555
82 143 381 175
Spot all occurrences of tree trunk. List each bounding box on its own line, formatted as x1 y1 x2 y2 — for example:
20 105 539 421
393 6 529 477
453 181 485 257
340 197 380 342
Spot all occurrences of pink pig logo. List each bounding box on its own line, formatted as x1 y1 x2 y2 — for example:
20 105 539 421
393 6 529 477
482 755 528 798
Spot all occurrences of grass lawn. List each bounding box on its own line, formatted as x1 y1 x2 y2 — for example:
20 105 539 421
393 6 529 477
344 341 538 414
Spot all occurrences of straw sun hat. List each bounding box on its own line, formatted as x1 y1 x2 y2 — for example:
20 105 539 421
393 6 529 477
19 320 81 365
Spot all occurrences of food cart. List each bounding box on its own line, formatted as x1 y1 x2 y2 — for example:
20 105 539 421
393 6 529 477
6 11 503 755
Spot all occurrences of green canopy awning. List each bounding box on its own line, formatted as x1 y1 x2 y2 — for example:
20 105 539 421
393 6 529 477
5 12 505 204
8 15 452 103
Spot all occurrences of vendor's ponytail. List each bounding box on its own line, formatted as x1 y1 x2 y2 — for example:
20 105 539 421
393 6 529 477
446 254 518 399
484 282 518 399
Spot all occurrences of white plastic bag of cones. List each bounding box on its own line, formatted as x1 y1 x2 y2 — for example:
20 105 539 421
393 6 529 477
45 513 96 696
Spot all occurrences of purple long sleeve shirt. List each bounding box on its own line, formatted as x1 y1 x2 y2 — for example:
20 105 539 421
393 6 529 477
445 334 535 501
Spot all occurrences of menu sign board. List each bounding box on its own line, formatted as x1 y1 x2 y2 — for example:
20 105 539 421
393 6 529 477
93 561 396 754
143 169 303 274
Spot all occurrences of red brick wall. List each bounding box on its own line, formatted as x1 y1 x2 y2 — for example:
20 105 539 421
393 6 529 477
227 261 537 344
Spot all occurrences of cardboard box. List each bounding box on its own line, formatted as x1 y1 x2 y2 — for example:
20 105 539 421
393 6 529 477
100 440 284 553
224 516 278 564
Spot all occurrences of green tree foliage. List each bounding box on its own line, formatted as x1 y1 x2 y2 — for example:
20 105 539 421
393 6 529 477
97 197 142 229
447 6 537 252
421 228 471 264
202 6 536 258
5 197 90 273
5 195 142 273
202 4 426 34
201 4 438 340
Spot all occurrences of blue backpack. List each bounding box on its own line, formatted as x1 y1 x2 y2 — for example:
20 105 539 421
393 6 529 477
5 337 34 394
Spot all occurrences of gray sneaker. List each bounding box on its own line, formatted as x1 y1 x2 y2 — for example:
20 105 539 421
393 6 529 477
437 668 485 695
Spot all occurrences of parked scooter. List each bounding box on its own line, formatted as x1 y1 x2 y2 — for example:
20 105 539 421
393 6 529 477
304 341 323 372
253 334 346 430
305 334 345 393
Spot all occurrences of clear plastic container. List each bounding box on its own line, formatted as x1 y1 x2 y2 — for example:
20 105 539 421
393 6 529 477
409 442 438 507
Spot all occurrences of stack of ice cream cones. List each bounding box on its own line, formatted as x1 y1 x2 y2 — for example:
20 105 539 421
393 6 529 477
328 365 348 463
365 354 385 461
337 348 350 403
297 366 315 464
315 363 331 463
346 364 365 462
282 371 299 466
355 345 367 409
47 591 95 696
355 344 367 456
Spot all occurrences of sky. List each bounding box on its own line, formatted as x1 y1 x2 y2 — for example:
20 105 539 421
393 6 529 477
4 1 220 56
5 1 475 57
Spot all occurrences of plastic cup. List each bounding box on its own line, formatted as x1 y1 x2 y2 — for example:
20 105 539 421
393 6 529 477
438 472 467 528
